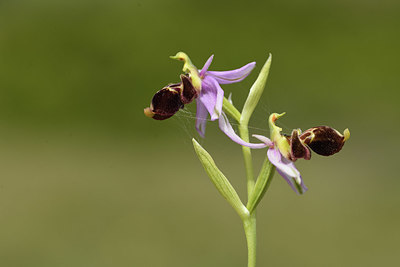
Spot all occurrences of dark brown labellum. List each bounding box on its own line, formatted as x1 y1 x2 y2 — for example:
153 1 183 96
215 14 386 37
145 75 199 120
290 129 311 161
300 126 345 156
180 74 198 104
150 87 183 120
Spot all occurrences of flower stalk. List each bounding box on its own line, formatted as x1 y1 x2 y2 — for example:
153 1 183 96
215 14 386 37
239 124 257 195
236 55 273 267
243 214 257 267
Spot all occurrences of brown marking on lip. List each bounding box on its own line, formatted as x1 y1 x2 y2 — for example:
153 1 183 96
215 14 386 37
301 126 345 156
290 129 311 161
180 74 198 104
299 131 312 142
168 82 182 89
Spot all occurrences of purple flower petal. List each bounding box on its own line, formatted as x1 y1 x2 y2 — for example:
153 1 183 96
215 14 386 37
200 76 223 121
267 147 308 194
218 112 269 149
212 77 224 120
252 134 273 147
206 62 256 84
199 55 214 77
195 98 209 138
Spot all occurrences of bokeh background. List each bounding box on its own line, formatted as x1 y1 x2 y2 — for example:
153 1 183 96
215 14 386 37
0 0 399 266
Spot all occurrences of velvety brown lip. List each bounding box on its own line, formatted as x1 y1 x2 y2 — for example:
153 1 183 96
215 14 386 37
300 126 345 156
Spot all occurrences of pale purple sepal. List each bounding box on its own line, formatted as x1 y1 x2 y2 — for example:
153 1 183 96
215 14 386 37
267 147 308 194
199 55 214 77
252 134 273 147
200 76 224 121
218 112 269 149
195 99 209 138
210 77 224 120
206 62 256 84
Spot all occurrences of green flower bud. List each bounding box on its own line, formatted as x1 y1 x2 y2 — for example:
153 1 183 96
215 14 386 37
241 54 272 126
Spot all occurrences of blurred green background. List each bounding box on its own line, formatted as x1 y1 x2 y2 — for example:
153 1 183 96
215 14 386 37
0 0 399 266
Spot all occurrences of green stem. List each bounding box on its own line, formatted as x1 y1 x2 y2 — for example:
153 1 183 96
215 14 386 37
220 53 273 267
243 214 257 267
239 121 256 267
222 99 257 267
222 98 256 194
239 125 255 196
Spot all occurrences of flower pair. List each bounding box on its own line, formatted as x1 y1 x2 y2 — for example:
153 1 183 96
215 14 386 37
145 53 350 194
144 52 256 137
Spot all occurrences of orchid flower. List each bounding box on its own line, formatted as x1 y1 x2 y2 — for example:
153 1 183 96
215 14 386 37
144 52 256 137
219 112 350 194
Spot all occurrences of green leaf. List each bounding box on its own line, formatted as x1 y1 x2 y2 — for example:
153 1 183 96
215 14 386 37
241 54 272 126
192 139 249 220
246 155 275 213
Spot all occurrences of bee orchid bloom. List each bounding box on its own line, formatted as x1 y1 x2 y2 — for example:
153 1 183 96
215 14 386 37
144 52 256 137
220 112 350 194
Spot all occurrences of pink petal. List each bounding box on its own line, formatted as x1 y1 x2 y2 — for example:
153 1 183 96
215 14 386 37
195 99 208 138
267 147 308 194
206 62 256 84
210 77 224 120
200 76 222 121
219 112 269 149
252 134 273 147
199 55 214 77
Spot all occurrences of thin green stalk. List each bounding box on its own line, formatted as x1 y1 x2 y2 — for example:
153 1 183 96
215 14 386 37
239 120 257 267
222 99 259 267
239 125 255 196
243 214 257 267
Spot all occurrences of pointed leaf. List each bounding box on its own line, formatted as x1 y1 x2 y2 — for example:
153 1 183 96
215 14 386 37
246 155 275 213
241 54 272 126
192 139 249 219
